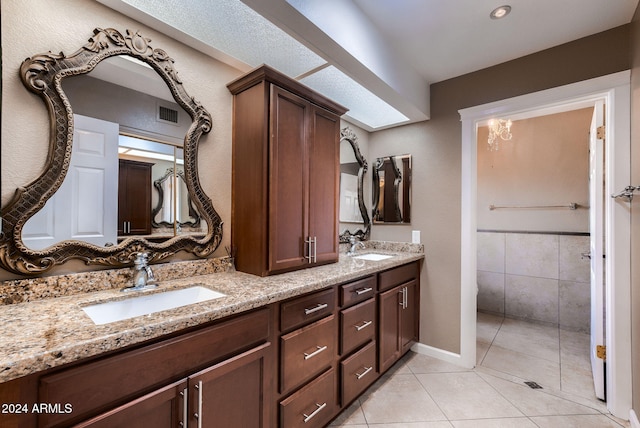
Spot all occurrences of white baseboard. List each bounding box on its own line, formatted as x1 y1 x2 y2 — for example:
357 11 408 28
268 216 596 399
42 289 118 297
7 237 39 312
630 409 639 428
411 342 473 368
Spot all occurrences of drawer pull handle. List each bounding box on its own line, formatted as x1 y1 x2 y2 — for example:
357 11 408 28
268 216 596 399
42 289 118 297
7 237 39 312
355 366 373 380
181 387 188 427
304 345 328 360
355 287 373 295
303 402 327 423
304 303 328 315
355 320 373 331
195 380 203 428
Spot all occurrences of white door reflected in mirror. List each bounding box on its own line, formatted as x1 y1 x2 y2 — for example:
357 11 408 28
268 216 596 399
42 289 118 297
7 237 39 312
22 115 119 250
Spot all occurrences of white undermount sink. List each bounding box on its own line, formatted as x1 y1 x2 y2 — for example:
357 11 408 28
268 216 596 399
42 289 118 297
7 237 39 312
82 286 226 325
352 253 395 261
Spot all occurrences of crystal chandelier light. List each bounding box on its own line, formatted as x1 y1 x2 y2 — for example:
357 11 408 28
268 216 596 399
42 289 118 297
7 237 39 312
487 118 512 151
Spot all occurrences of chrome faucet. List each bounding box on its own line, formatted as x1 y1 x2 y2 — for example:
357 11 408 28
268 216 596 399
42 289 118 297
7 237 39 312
124 253 158 292
347 236 365 256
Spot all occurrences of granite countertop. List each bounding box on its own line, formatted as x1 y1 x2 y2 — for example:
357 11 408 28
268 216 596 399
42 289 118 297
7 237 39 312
0 248 423 383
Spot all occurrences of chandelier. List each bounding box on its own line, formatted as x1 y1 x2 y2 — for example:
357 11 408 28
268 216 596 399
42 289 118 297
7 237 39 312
487 118 512 151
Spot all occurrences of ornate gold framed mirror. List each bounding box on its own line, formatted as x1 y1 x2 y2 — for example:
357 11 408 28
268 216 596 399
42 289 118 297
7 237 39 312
0 27 223 275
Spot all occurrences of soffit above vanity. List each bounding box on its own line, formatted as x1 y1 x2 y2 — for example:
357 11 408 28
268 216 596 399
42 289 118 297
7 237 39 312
96 0 637 131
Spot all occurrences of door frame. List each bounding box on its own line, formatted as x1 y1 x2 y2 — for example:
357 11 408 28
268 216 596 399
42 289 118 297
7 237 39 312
458 71 631 418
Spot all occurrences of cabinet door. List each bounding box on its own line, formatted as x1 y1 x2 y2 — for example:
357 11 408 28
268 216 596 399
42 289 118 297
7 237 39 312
400 280 419 354
75 379 187 428
118 159 152 235
268 86 309 272
188 343 271 428
308 104 340 265
378 286 401 373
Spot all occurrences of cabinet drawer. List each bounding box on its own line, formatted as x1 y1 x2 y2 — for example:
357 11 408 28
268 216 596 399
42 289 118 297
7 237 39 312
38 308 269 427
340 298 375 356
280 315 336 393
280 287 335 332
280 368 337 428
379 262 418 292
341 341 377 406
340 275 376 307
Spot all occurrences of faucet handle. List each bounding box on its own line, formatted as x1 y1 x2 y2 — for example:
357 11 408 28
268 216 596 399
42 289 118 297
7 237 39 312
134 252 148 265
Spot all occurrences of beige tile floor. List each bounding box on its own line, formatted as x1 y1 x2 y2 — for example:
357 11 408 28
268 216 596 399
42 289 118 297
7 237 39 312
330 312 630 427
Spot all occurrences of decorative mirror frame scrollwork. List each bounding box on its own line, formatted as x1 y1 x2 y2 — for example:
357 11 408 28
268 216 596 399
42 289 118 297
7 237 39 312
372 156 403 222
338 127 371 243
151 167 201 229
0 27 223 275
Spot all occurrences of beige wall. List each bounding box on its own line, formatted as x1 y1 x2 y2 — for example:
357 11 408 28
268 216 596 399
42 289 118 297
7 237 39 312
371 25 630 353
1 0 242 279
477 108 593 233
630 2 640 418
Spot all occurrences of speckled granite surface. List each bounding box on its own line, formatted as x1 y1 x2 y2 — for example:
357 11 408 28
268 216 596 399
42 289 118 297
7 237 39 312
0 242 423 383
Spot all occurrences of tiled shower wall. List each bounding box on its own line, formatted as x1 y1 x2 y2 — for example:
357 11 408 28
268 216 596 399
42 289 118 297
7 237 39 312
477 231 591 333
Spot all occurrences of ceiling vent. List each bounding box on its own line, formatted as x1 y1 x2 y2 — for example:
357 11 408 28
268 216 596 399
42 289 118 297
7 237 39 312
158 104 179 125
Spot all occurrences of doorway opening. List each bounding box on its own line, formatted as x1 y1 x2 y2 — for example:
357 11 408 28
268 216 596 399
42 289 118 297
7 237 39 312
459 71 632 419
474 105 600 403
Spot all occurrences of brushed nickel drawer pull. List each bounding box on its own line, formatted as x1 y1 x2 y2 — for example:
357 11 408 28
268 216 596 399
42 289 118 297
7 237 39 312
355 366 373 380
304 303 328 315
355 287 373 295
355 320 373 331
305 237 313 263
195 380 203 428
312 236 317 263
303 402 327 423
304 345 328 360
180 387 188 427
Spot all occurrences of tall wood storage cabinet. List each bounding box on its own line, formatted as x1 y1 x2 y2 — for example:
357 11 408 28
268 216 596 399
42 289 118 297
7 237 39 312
228 65 347 276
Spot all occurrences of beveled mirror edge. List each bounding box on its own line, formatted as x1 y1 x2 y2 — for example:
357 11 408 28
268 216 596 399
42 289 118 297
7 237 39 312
0 27 223 275
338 126 371 243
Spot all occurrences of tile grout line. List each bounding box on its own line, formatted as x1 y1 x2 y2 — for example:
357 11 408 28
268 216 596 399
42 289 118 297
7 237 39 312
407 357 455 424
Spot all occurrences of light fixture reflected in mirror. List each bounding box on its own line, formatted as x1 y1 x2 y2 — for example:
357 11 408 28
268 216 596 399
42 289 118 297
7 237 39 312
487 118 513 151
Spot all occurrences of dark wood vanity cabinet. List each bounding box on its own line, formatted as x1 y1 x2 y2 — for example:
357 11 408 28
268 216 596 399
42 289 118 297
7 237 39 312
228 65 348 276
276 288 339 427
338 275 378 408
36 308 272 428
378 262 420 373
77 343 272 428
2 261 420 428
118 159 153 236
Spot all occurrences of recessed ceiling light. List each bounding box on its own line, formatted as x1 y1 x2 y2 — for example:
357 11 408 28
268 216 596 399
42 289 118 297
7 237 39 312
490 5 512 19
